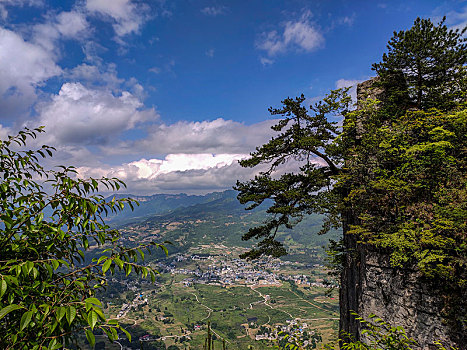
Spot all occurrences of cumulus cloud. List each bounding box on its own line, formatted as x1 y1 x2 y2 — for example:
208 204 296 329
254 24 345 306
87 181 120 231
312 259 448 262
55 11 89 38
73 117 282 193
0 28 61 118
81 153 246 180
257 11 324 57
86 0 149 37
76 153 254 194
67 63 123 89
201 6 227 16
101 118 277 156
74 150 326 195
67 117 281 194
36 82 158 145
32 11 89 53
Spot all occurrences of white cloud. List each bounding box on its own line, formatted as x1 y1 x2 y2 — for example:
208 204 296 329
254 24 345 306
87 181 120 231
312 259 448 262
114 154 246 180
338 14 355 27
0 27 61 118
74 151 326 195
76 153 253 194
55 11 89 38
74 117 280 193
257 11 324 57
86 0 149 37
31 11 89 53
101 118 277 156
260 57 274 66
206 48 214 57
201 6 227 16
36 82 158 145
67 63 123 89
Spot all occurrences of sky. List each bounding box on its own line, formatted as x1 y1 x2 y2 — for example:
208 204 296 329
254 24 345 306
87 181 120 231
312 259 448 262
0 0 466 194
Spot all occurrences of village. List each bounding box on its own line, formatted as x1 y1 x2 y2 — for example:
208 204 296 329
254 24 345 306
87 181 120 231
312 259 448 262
166 253 330 288
103 248 337 348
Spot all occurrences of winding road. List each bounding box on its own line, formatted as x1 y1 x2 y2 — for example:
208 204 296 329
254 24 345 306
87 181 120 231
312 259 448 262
288 289 339 316
190 292 213 321
189 292 232 344
249 286 294 319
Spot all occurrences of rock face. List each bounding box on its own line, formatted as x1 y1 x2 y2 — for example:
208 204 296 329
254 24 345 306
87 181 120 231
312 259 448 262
339 79 465 350
364 249 466 348
341 245 465 349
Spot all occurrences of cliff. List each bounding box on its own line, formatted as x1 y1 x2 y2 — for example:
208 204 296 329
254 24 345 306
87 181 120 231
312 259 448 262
339 79 466 350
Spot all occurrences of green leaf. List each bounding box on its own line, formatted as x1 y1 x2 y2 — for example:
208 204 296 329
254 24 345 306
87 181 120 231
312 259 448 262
93 307 105 321
40 304 50 319
66 306 76 325
137 248 144 260
102 259 112 274
20 310 33 331
120 326 131 342
0 304 22 320
85 329 96 347
37 212 44 223
26 261 34 274
88 310 98 330
110 327 118 341
56 306 66 322
85 297 102 307
125 264 132 276
47 338 57 350
114 257 123 269
74 280 84 289
0 279 7 299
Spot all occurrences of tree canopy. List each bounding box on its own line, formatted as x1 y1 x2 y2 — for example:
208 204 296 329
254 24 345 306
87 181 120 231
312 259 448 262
372 16 467 112
0 128 166 349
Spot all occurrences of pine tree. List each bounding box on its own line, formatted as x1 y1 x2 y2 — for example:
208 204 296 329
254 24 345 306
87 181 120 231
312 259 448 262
234 89 351 259
372 16 467 111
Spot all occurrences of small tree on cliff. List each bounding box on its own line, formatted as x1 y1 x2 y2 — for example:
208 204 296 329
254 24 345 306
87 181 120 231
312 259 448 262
372 16 467 111
0 128 166 349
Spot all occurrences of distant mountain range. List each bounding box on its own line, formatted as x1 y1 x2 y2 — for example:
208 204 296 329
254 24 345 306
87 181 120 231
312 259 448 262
106 191 233 226
106 190 341 263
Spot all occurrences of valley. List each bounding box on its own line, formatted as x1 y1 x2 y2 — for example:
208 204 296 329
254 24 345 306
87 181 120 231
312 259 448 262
91 191 341 349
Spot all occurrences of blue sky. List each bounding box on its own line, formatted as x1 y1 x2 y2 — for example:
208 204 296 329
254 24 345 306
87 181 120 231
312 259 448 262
0 0 466 194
